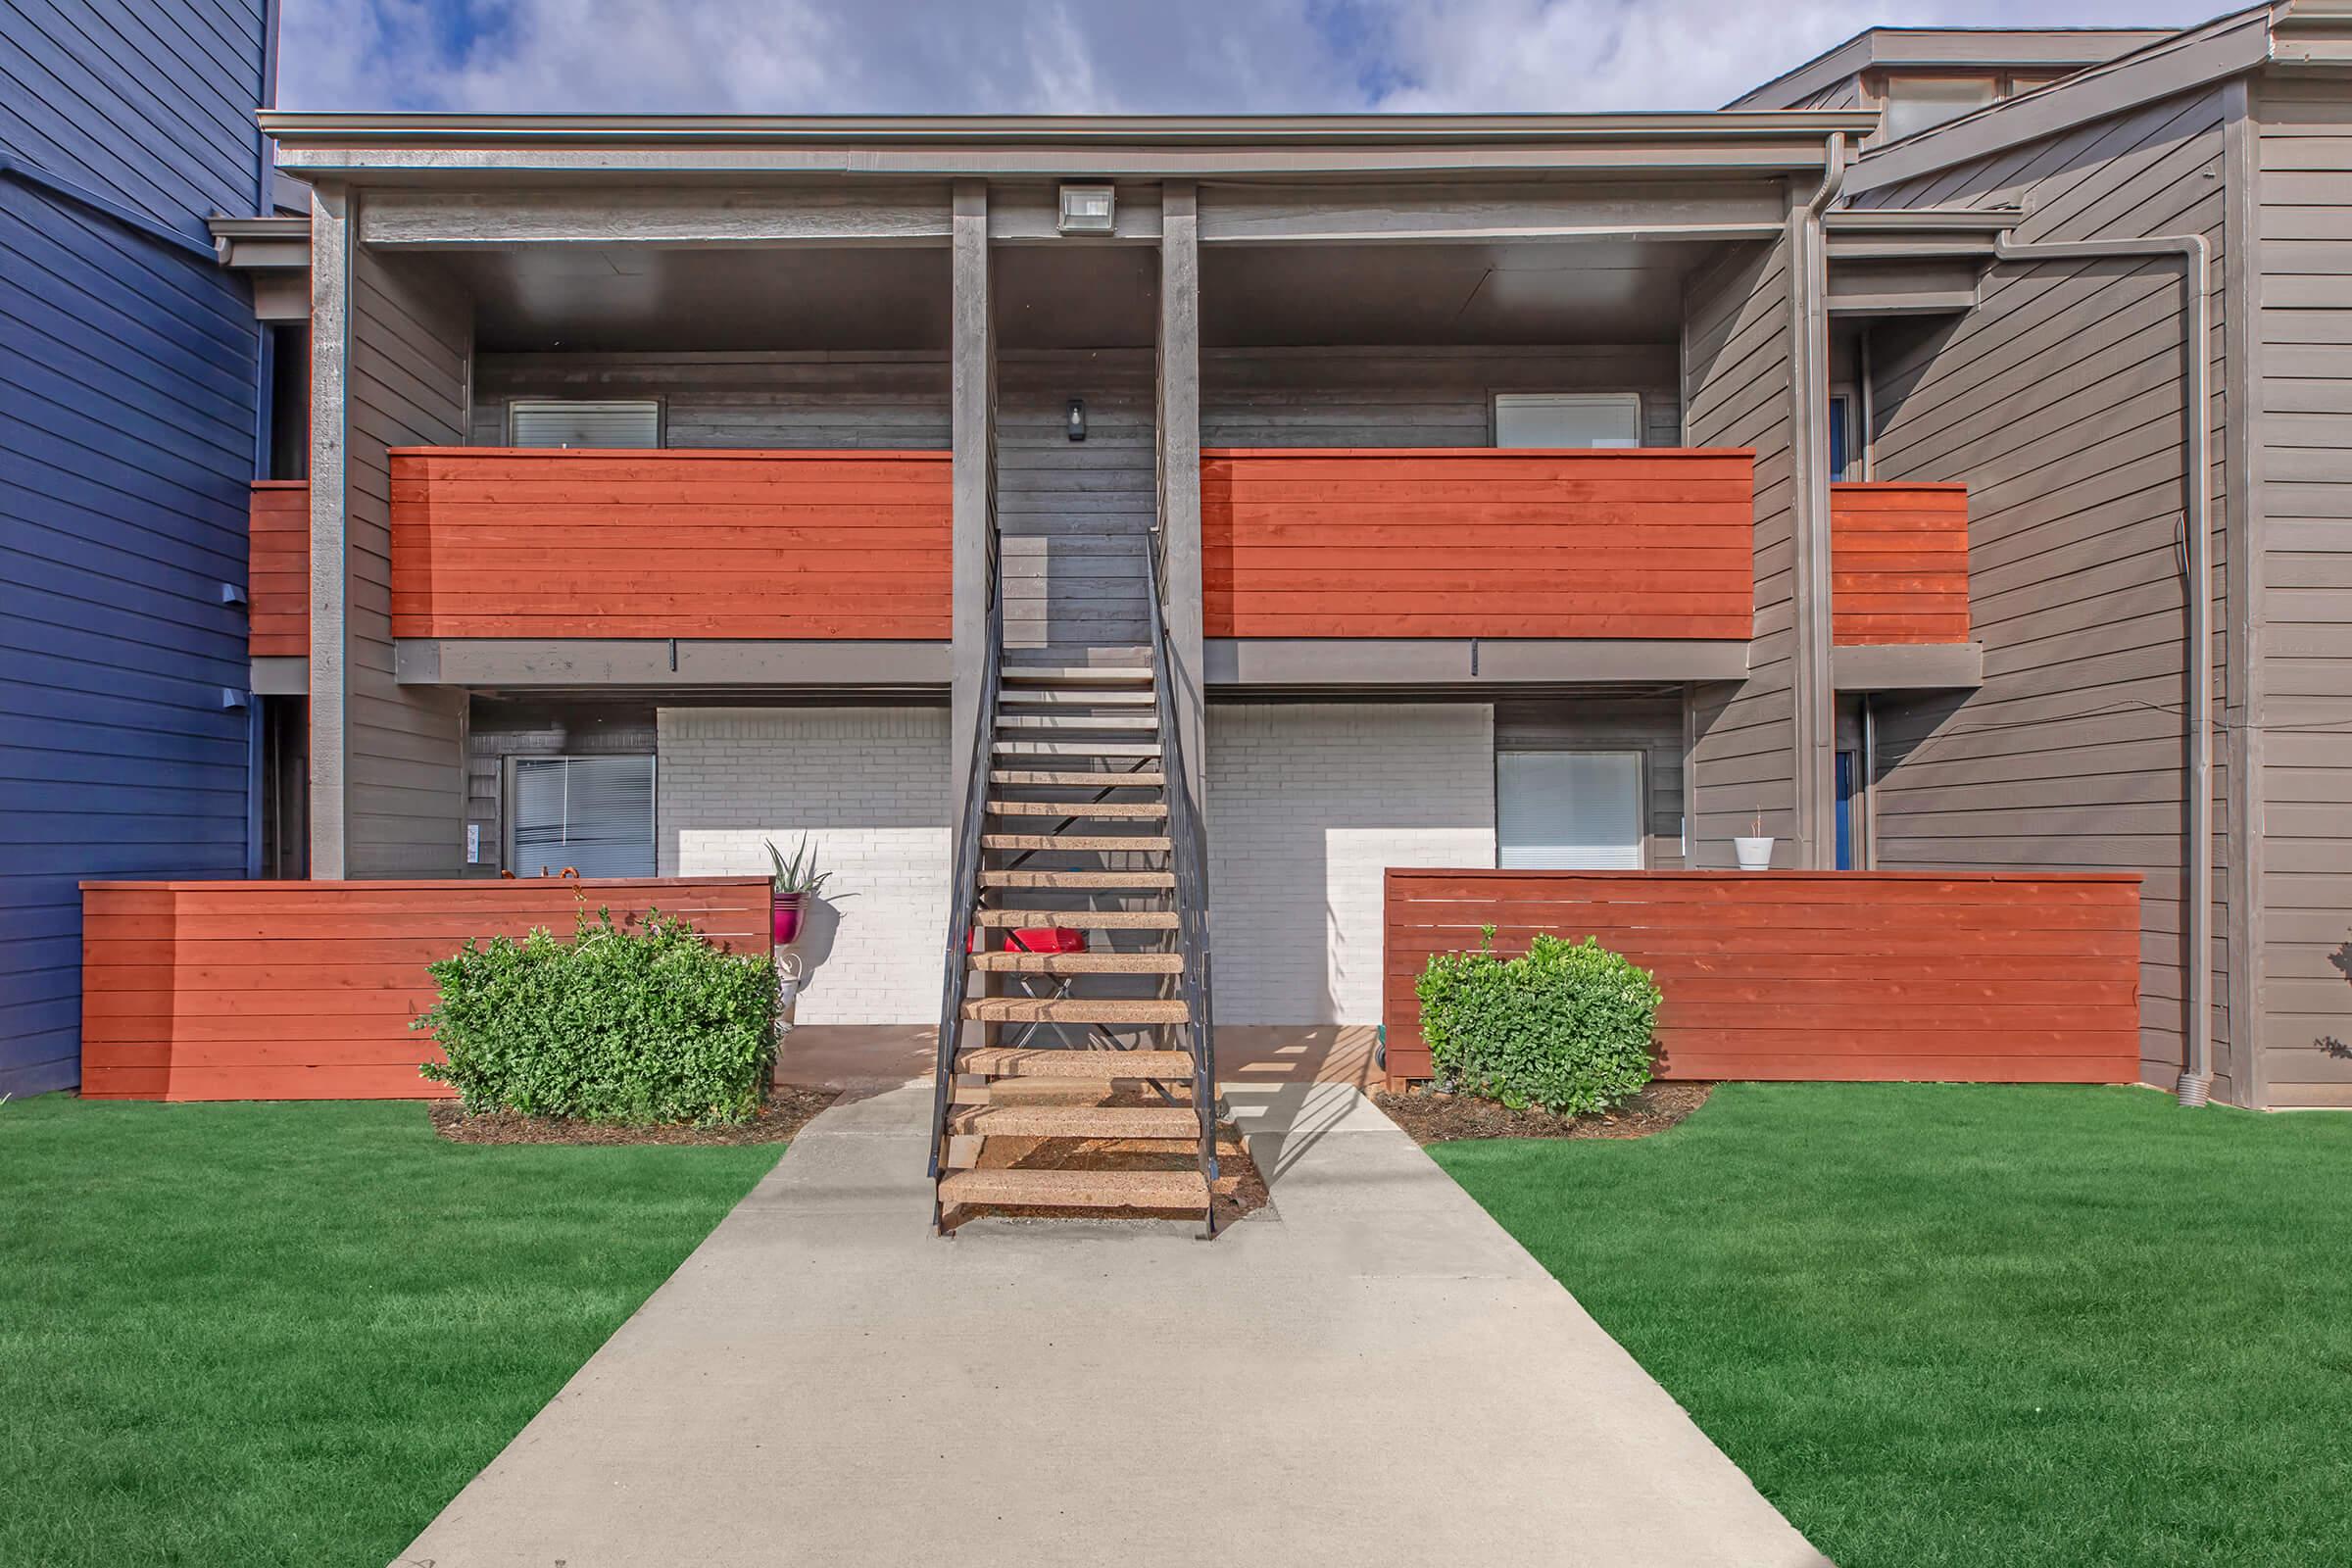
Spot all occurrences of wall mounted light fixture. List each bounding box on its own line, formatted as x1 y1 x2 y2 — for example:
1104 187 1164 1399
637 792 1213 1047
1057 184 1114 234
1066 398 1087 442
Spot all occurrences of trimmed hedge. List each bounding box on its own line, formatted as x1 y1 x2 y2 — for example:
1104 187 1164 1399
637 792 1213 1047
415 909 778 1124
1416 928 1660 1114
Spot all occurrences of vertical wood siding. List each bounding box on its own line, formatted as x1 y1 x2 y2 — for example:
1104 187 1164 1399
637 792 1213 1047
343 244 471 877
1682 237 1804 867
389 449 952 638
1855 84 2230 1093
79 878 773 1100
247 480 310 656
1830 481 1973 644
1382 869 2143 1085
2 0 268 1092
2255 75 2352 1107
1199 449 1755 637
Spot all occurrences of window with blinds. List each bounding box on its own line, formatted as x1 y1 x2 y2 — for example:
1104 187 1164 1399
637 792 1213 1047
510 756 657 878
1496 750 1644 870
1493 392 1642 449
507 400 662 449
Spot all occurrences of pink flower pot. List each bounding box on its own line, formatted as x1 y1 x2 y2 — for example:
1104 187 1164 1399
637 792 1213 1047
772 895 804 947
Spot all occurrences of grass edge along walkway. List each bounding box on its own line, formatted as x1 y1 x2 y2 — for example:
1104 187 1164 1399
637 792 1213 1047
1432 1083 2352 1568
0 1096 781 1567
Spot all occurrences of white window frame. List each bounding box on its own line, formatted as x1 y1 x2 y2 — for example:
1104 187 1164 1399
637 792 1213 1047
505 398 665 449
1491 391 1644 450
504 753 660 877
1494 747 1648 871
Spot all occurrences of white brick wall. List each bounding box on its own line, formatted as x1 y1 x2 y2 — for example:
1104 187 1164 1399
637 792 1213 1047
658 707 949 1025
1206 703 1494 1024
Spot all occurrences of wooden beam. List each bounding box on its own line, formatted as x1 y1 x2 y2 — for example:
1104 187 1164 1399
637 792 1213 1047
307 184 351 879
1198 180 1786 245
1157 181 1206 826
358 186 955 247
950 180 992 838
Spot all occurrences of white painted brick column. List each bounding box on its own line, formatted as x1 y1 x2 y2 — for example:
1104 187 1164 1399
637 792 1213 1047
1206 703 1495 1024
657 707 949 1025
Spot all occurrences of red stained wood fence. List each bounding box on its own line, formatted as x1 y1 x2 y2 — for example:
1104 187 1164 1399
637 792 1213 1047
79 878 773 1102
388 448 952 639
1383 870 2141 1088
1830 482 1972 645
248 480 310 658
1200 448 1756 639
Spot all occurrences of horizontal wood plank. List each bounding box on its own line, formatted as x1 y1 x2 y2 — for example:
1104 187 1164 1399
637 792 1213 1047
1200 448 1755 640
389 448 951 639
78 878 772 1101
248 481 310 659
1382 869 2140 1088
1831 482 1972 647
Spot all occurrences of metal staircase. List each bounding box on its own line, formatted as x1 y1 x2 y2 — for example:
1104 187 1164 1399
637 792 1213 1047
928 532 1218 1236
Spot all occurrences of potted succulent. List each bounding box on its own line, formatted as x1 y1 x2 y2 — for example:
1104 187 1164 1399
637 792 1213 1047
763 835 837 946
1734 808 1774 872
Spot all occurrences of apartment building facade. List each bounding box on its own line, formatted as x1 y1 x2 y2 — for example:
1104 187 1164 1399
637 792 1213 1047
2 0 281 1094
159 1 2352 1111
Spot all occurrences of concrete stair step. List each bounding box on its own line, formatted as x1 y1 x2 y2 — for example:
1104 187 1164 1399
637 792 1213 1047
937 1167 1209 1211
979 870 1175 888
956 1047 1198 1078
987 800 1166 818
968 952 1184 973
981 833 1172 851
946 1104 1201 1139
973 908 1176 930
991 769 1166 787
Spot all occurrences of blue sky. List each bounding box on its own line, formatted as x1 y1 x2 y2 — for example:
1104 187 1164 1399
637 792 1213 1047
279 0 2231 115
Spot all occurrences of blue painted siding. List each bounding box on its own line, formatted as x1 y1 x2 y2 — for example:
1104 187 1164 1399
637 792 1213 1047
1 0 270 1093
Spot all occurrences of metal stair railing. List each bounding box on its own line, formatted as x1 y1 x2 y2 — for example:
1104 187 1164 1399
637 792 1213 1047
1144 529 1219 1235
928 519 1004 1205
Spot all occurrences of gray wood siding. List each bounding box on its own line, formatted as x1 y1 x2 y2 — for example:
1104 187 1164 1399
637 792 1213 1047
346 244 470 876
470 352 952 448
2255 75 2352 1108
1854 86 2231 1094
998 351 1156 653
1494 698 1687 868
1683 236 1802 866
1200 346 1681 449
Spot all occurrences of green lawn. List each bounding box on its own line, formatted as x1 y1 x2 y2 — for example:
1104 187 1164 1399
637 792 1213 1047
0 1097 780 1567
1434 1084 2352 1568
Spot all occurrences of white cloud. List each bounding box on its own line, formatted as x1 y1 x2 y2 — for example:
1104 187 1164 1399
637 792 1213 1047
277 0 2237 116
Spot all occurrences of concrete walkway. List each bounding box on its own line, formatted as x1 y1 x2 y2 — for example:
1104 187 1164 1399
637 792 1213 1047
395 1079 1826 1567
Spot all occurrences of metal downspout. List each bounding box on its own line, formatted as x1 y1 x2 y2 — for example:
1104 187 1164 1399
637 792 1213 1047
1991 232 2215 1105
1791 134 1847 867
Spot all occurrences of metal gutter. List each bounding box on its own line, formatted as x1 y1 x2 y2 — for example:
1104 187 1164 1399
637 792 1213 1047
259 110 1882 147
1990 229 2216 1106
1791 133 1848 868
209 215 312 269
0 154 219 262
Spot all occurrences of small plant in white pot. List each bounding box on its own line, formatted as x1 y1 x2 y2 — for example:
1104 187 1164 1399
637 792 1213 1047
1734 808 1774 872
762 835 838 947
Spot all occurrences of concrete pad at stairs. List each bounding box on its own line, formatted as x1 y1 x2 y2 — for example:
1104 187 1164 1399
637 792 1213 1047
393 1081 1827 1568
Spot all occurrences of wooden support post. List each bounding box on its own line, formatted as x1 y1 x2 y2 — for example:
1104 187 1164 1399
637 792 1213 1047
1157 182 1207 822
307 183 352 879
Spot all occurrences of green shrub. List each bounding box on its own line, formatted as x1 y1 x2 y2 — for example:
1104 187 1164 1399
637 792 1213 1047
415 909 778 1124
1416 928 1661 1115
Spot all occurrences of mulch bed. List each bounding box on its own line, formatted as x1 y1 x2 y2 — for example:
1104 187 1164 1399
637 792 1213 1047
1373 1081 1711 1146
427 1085 840 1146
